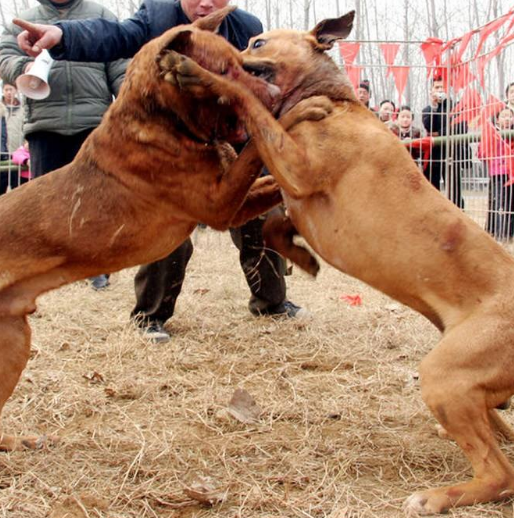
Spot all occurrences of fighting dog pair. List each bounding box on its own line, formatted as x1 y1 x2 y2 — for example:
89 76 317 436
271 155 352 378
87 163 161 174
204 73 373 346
5 6 514 515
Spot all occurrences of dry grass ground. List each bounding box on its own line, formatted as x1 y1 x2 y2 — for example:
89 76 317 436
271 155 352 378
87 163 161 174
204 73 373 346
1 229 514 518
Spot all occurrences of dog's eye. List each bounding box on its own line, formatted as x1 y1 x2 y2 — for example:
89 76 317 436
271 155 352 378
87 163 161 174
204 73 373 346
252 39 266 49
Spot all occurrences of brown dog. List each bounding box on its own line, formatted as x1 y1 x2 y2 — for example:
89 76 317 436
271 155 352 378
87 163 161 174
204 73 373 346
165 11 514 515
0 8 331 452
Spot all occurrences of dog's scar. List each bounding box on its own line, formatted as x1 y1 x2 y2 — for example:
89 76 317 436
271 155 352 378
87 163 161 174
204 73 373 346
69 186 84 237
109 224 126 247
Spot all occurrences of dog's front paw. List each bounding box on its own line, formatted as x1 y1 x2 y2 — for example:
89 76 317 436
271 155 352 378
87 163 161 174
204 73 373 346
156 48 181 85
157 49 217 94
280 95 334 130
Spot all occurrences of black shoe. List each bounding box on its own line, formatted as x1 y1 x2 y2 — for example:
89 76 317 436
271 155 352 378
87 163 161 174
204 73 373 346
90 274 110 290
250 300 311 319
138 322 171 343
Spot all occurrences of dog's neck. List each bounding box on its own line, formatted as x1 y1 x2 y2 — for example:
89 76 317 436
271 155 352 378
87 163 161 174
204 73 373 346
278 59 355 117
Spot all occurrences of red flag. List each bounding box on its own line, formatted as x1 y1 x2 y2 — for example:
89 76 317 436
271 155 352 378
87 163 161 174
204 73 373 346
451 87 483 125
390 66 410 102
451 62 476 94
455 31 474 62
478 120 502 161
506 11 514 34
475 14 510 57
420 38 443 77
345 64 362 90
480 95 506 124
476 50 498 89
407 136 435 171
500 31 514 47
379 43 400 76
338 42 360 65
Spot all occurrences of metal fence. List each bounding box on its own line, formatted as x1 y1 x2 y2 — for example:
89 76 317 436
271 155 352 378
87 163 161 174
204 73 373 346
2 13 514 242
331 12 514 242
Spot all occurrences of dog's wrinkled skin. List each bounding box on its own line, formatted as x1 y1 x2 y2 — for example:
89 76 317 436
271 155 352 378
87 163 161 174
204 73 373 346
0 7 332 452
168 11 514 515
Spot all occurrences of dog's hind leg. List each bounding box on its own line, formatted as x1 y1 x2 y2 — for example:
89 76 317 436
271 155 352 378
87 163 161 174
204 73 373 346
405 322 514 514
437 408 514 443
0 315 54 451
488 409 514 442
263 213 319 276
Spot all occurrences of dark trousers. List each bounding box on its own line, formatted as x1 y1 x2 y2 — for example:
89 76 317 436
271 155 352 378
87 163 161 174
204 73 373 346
423 153 464 209
131 206 287 325
26 129 93 177
0 168 28 194
486 173 514 240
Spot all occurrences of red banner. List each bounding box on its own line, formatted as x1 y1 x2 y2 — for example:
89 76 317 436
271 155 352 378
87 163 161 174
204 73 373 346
420 37 443 78
451 87 483 125
345 64 362 89
480 94 506 124
475 14 510 57
338 42 360 65
455 31 474 62
390 66 410 101
476 52 495 88
451 62 475 93
379 43 400 76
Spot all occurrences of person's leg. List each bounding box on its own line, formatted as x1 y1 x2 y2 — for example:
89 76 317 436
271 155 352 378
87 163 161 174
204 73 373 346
131 238 194 341
497 174 510 240
447 165 465 209
0 168 19 195
507 184 514 239
26 129 93 177
230 207 306 318
423 152 442 192
491 175 504 240
485 170 496 236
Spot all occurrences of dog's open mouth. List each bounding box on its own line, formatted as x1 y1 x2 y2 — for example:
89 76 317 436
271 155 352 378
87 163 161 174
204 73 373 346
242 60 276 84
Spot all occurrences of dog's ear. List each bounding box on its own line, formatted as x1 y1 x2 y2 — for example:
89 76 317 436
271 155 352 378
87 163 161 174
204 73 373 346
310 10 355 51
193 5 237 32
165 29 193 54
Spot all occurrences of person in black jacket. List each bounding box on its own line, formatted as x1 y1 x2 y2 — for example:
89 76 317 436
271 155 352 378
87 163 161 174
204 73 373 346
16 0 307 342
422 78 468 209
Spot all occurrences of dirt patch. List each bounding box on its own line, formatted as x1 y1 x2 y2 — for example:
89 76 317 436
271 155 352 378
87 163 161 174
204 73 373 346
1 230 513 517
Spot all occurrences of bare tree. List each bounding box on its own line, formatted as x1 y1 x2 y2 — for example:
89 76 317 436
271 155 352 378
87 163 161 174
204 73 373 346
425 0 439 38
303 0 311 31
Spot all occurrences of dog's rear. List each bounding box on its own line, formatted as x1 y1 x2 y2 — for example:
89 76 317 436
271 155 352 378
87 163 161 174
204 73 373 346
236 13 514 514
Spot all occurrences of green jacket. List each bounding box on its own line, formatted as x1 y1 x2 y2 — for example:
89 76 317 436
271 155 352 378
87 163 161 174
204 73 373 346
0 0 127 136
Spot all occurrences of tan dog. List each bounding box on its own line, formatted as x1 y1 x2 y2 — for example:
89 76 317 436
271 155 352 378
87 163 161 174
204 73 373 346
0 8 331 452
164 11 514 515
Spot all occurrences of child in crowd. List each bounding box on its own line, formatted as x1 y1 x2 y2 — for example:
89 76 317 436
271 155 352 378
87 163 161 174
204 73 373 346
478 106 514 241
12 140 32 183
390 105 422 162
1 138 30 195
